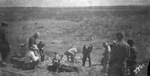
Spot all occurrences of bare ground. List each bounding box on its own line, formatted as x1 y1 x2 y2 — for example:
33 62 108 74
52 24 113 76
0 7 150 76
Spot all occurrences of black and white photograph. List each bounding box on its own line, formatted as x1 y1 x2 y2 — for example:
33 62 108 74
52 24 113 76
0 0 150 76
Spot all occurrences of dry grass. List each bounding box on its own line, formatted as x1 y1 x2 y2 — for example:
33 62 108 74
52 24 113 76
0 7 149 76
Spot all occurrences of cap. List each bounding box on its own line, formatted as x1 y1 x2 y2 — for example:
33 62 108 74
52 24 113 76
1 21 8 27
116 32 124 37
127 39 134 45
31 45 38 50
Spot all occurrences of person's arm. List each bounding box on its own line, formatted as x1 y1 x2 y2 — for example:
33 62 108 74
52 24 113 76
3 30 10 51
82 46 86 54
109 45 116 66
30 51 39 61
127 45 130 60
28 37 34 48
2 30 8 43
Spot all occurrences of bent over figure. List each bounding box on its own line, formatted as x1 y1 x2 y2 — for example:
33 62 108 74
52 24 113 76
64 47 78 63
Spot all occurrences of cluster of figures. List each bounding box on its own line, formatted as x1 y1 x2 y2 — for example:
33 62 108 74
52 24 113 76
0 22 150 75
101 32 138 76
0 21 93 70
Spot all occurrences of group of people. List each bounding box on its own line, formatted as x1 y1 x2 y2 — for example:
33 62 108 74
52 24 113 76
0 21 149 75
101 32 138 76
54 43 93 67
0 21 45 69
22 32 45 69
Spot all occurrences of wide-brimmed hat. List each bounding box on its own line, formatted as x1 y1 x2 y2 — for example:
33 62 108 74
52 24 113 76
1 21 8 27
127 39 134 45
116 32 124 37
35 32 40 37
31 45 38 50
103 42 108 46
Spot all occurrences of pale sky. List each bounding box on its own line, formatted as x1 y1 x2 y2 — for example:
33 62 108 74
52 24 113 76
0 0 150 7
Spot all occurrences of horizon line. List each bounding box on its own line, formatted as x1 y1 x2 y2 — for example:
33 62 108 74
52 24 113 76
0 4 150 8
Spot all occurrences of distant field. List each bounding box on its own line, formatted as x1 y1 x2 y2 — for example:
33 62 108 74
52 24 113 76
0 6 149 76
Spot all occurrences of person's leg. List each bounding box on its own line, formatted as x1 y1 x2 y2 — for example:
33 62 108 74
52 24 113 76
28 60 39 69
40 51 44 61
101 57 104 65
82 55 87 66
107 66 112 76
66 52 70 62
148 61 150 76
103 64 107 73
88 55 91 67
130 64 136 76
111 63 121 76
70 54 75 63
1 51 7 63
67 54 70 62
4 44 11 64
42 51 45 61
104 57 109 73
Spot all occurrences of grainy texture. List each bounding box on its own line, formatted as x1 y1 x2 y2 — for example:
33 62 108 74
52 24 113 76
0 6 149 76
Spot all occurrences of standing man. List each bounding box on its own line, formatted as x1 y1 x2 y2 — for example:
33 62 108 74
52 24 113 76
109 32 130 76
101 42 111 73
82 44 93 67
127 39 137 76
0 21 10 66
28 32 40 49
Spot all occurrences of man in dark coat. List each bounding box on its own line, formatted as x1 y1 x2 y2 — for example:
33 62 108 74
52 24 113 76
82 44 93 67
28 32 40 49
0 21 10 65
109 32 130 76
127 39 137 76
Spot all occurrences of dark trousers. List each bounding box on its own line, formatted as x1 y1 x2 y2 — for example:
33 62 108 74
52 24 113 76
127 61 136 76
39 50 44 62
0 43 10 62
82 55 91 67
25 60 39 69
109 60 125 76
148 61 150 76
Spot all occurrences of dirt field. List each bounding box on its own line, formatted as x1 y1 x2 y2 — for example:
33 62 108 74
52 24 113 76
0 6 150 76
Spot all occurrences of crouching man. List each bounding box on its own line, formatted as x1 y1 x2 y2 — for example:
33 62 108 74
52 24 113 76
51 52 63 72
23 45 40 69
64 47 78 63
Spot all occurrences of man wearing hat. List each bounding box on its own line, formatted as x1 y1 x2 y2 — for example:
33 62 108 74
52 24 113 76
24 45 40 69
28 32 40 49
0 21 10 66
82 44 93 67
109 32 130 76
